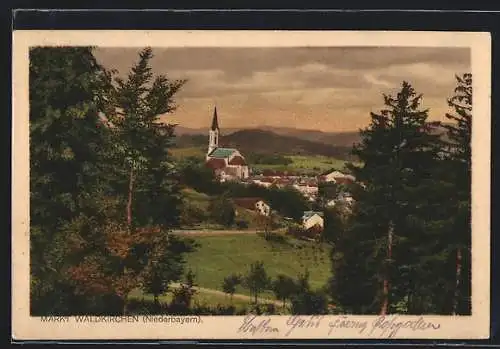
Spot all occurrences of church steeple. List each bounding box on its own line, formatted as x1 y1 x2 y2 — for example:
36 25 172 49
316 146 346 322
208 106 219 155
211 106 219 131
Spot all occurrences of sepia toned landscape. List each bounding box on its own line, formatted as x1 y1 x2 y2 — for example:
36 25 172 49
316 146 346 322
29 45 473 318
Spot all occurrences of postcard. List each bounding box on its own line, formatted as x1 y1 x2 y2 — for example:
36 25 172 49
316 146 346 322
12 30 491 340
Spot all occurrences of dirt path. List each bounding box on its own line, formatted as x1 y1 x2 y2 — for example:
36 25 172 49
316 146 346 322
172 229 260 236
169 282 283 307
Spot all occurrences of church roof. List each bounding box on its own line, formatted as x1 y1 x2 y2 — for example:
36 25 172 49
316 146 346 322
208 147 238 159
206 158 226 170
211 107 219 130
228 155 247 166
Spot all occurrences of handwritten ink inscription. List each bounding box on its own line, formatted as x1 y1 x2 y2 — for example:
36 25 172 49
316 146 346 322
368 315 441 338
237 315 280 335
237 315 441 338
285 315 324 336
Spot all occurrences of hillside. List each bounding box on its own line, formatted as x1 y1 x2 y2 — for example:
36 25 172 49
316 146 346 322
174 128 356 161
255 126 361 147
183 234 332 299
175 126 361 147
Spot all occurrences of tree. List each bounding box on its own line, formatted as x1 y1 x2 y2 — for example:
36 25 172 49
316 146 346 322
142 235 195 310
271 274 297 308
107 47 186 230
290 270 329 315
222 273 242 302
208 194 236 227
242 261 271 304
170 269 198 313
331 81 445 314
442 73 472 315
29 47 115 315
322 204 347 244
63 47 188 315
257 214 273 239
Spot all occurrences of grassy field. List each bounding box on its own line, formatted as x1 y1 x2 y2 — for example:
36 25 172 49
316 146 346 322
181 187 210 208
182 233 332 299
287 155 353 172
171 146 205 160
251 155 352 174
170 146 357 174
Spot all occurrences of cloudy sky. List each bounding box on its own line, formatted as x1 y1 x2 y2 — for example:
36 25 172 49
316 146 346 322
94 47 470 132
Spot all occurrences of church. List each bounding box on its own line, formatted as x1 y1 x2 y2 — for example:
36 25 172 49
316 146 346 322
205 107 250 182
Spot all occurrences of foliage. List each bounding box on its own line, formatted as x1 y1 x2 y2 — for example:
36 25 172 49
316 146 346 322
321 205 349 244
141 236 196 309
242 261 271 303
221 182 310 221
178 157 219 195
441 73 473 315
290 271 329 315
29 46 116 315
208 194 236 227
271 274 298 308
29 47 189 315
221 273 242 300
331 81 449 314
246 152 293 165
169 269 198 313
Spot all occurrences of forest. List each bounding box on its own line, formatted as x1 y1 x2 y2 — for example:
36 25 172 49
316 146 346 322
29 46 471 316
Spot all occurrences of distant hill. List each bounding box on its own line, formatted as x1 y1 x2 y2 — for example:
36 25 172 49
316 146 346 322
254 126 361 147
174 125 361 147
174 128 356 161
173 122 453 160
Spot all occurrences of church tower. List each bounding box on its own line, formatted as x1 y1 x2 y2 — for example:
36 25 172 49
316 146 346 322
208 106 219 155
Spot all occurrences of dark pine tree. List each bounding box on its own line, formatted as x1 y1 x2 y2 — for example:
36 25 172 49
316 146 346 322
29 47 115 315
442 73 472 315
330 81 445 314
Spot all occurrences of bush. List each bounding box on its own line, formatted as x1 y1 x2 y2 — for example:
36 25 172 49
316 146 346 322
128 298 170 315
208 195 235 227
180 202 207 227
258 231 287 244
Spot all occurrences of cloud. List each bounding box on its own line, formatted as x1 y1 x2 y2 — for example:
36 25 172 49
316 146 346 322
94 46 470 132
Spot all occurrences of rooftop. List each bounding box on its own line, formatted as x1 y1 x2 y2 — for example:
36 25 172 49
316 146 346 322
302 211 324 220
208 147 238 159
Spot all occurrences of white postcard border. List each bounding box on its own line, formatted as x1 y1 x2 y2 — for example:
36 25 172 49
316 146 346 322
12 30 491 340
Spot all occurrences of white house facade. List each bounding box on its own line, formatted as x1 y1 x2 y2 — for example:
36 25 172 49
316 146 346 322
302 211 324 230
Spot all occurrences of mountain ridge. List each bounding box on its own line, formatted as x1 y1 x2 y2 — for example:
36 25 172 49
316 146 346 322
174 125 362 147
174 128 357 160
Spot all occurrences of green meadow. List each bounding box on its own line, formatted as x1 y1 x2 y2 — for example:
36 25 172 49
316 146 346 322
171 145 356 174
182 233 332 299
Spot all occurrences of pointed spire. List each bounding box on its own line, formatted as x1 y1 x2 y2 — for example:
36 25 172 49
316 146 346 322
211 106 219 131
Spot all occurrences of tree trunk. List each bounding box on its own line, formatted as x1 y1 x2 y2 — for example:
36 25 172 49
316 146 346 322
452 247 463 315
154 294 159 312
126 166 135 228
122 295 128 315
380 221 394 315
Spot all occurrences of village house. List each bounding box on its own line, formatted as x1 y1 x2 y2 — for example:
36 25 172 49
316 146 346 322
302 211 324 230
319 169 356 184
326 192 355 208
205 107 250 181
293 179 319 201
233 197 271 216
249 176 275 188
